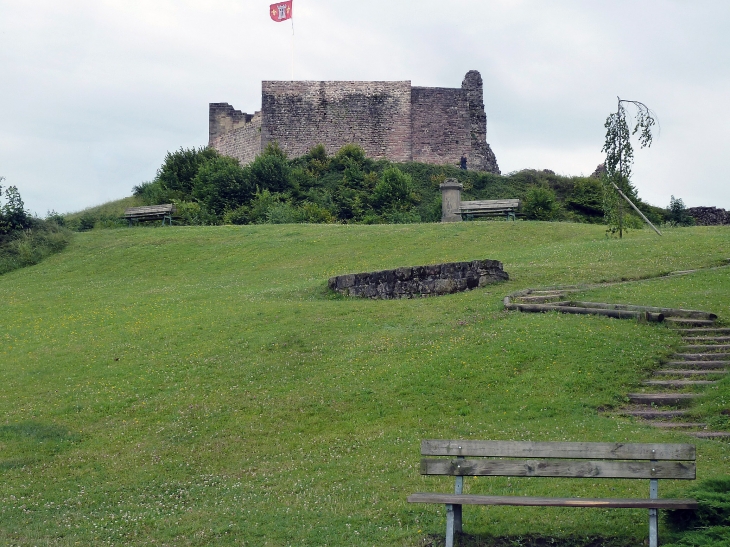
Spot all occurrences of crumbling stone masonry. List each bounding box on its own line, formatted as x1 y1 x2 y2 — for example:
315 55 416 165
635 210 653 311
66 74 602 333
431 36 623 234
687 207 729 226
209 71 499 173
328 259 508 299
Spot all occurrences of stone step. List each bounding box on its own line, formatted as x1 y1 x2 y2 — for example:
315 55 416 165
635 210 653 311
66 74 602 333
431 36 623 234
670 353 730 362
682 336 730 343
654 369 728 376
646 422 707 429
680 344 730 352
643 380 717 387
619 410 690 419
627 393 699 406
664 361 730 369
688 432 730 439
666 318 717 327
676 328 730 335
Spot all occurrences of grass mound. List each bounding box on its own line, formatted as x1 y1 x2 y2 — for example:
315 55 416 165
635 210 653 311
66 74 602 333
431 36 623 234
0 222 728 545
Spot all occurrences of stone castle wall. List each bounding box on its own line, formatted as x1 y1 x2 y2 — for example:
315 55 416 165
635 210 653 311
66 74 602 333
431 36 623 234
210 71 499 173
328 259 509 299
411 87 471 166
261 81 413 161
209 104 262 165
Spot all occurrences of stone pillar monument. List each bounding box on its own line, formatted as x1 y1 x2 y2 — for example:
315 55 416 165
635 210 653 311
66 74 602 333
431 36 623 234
440 179 463 222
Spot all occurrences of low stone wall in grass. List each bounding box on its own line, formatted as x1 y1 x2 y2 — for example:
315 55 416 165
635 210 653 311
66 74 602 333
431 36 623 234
328 259 509 299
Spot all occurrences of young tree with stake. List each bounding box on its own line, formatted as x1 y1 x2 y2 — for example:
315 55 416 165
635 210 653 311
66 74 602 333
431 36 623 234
602 97 662 237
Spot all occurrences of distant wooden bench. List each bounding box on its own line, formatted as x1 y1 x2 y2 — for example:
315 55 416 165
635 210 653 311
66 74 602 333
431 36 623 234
124 204 175 226
459 199 521 221
408 440 697 547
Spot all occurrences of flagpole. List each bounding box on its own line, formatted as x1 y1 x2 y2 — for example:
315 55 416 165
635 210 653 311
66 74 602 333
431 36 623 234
291 17 295 80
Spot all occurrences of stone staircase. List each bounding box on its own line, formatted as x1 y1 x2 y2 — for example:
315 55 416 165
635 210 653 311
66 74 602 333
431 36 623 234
624 322 730 439
505 289 730 440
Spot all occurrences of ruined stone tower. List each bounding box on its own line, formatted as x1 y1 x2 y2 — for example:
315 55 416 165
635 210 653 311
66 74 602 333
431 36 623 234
209 70 499 173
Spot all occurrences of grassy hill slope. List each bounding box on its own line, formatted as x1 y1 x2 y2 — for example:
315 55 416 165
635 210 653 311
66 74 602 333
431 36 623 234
1 222 729 546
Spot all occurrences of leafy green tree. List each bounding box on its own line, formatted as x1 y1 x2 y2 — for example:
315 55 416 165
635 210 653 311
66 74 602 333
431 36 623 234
667 195 695 226
373 167 419 213
564 178 603 217
601 98 658 237
0 180 31 235
248 142 292 194
191 156 253 216
523 185 560 220
156 147 219 199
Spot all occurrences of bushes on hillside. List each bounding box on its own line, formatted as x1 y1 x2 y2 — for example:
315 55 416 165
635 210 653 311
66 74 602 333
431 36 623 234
127 145 663 227
0 182 31 234
523 185 561 221
0 182 72 275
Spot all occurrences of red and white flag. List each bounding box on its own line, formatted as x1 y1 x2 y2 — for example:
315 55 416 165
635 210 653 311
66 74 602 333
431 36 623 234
270 1 293 22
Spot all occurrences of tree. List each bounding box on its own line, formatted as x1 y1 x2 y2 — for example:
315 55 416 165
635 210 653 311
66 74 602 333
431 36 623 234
601 98 661 237
191 156 253 216
667 195 695 226
523 185 560 221
156 147 220 199
372 167 419 213
0 179 31 235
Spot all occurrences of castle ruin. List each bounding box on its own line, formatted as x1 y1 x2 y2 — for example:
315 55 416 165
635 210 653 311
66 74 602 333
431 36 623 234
209 70 499 173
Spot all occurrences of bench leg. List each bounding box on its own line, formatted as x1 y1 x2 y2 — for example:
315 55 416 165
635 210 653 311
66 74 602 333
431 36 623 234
453 474 463 533
649 478 658 547
445 504 455 547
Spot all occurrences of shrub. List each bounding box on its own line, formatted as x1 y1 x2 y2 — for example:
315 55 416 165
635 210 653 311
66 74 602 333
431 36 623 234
156 147 219 199
132 181 174 206
0 183 31 234
0 218 72 275
45 210 66 226
265 202 300 224
666 195 695 227
662 527 730 547
523 185 560 220
172 201 218 226
373 167 419 213
222 205 249 225
564 178 603 217
298 201 335 224
665 477 730 532
77 213 97 232
192 156 253 216
331 143 368 171
248 145 292 194
243 189 284 224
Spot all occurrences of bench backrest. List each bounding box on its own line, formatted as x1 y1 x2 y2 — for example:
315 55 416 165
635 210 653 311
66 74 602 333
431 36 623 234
460 199 521 210
421 440 696 480
125 204 175 216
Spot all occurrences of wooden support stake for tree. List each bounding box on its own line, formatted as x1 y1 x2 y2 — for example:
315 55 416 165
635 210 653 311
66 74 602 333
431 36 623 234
611 181 662 236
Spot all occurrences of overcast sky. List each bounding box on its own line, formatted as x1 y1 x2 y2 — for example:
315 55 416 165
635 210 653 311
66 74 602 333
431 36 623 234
1 0 729 215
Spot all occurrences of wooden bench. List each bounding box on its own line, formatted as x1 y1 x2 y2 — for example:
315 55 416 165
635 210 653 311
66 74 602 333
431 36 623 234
408 440 697 547
459 199 521 221
124 204 176 226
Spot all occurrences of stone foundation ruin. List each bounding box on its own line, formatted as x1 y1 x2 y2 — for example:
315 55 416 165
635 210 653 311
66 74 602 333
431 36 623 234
328 259 508 299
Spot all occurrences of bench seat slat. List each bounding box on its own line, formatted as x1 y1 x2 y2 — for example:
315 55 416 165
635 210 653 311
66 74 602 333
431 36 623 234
421 440 696 461
421 459 696 480
407 493 698 509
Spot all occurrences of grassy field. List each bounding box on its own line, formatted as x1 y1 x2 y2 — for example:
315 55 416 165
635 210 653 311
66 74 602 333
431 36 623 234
1 221 729 546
